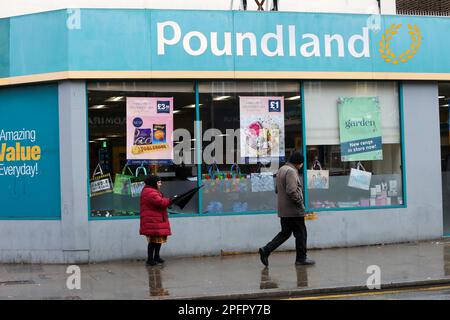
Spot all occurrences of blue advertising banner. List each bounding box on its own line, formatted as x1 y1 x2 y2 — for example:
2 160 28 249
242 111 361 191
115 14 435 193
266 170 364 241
0 9 450 80
338 97 383 162
0 84 61 219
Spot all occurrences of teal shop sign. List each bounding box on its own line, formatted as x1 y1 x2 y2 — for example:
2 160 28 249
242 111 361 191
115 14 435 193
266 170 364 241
0 84 61 219
338 97 383 162
0 9 450 79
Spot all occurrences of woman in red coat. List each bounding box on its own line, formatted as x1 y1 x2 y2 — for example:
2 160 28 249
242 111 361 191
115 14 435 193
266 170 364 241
140 175 172 266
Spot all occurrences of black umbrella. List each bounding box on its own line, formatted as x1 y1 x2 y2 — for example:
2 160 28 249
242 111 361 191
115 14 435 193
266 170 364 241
170 185 204 210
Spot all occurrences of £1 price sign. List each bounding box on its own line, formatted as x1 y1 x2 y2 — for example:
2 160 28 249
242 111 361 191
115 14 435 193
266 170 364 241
268 100 281 112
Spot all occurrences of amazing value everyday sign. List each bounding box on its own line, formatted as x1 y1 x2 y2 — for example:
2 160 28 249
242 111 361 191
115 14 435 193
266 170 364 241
0 129 41 178
338 97 383 162
0 84 60 219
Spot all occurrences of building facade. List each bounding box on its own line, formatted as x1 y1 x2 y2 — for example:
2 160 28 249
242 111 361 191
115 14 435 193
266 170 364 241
0 0 449 263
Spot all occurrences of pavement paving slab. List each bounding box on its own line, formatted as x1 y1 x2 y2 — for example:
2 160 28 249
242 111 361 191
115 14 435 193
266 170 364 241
1 239 450 299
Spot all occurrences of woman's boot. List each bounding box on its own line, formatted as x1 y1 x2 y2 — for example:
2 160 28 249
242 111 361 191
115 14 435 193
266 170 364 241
154 243 165 264
146 243 157 266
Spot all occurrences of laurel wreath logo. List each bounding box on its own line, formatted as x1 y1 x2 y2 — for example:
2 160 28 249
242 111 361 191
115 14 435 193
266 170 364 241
379 24 422 65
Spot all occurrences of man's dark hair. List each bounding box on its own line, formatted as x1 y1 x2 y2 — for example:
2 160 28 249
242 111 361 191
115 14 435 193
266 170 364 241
289 151 304 165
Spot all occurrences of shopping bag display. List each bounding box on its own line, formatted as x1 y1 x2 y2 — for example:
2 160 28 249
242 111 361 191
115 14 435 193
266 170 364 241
347 162 372 190
113 165 134 195
130 166 148 198
307 160 329 189
206 201 224 213
251 172 275 192
90 163 113 197
203 164 248 193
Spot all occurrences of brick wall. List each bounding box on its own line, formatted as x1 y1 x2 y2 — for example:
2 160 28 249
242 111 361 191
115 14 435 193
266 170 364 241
397 0 450 15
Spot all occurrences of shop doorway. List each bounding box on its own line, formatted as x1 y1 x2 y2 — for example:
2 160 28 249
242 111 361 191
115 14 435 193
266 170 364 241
439 83 450 236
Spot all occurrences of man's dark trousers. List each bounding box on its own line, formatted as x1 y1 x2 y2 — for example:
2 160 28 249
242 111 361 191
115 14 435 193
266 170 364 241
262 217 307 261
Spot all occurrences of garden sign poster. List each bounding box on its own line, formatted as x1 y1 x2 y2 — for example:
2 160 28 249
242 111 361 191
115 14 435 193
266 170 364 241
338 97 383 162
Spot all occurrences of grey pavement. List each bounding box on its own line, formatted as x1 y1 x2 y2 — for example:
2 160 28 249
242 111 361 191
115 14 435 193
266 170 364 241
1 239 450 300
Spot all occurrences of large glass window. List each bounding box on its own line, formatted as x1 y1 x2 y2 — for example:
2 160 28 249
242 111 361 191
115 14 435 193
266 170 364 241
304 81 404 210
88 81 197 217
439 82 450 235
86 79 407 218
198 81 302 213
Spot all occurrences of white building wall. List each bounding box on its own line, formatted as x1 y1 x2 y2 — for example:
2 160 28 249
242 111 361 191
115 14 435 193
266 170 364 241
0 0 396 18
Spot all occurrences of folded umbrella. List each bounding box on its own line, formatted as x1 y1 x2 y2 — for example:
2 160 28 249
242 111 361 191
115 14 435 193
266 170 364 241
171 185 204 210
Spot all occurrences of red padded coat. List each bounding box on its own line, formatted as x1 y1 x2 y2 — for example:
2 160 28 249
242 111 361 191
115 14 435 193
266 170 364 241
139 186 172 236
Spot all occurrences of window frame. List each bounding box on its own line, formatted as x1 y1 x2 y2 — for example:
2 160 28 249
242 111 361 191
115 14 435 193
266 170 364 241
302 80 408 212
86 80 407 220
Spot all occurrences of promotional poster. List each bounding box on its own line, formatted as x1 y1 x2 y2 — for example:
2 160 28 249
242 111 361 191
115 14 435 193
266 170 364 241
0 84 61 219
126 97 174 160
239 96 285 158
338 97 383 162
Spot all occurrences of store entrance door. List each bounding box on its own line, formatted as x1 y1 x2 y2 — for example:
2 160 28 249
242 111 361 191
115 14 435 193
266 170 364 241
439 83 450 236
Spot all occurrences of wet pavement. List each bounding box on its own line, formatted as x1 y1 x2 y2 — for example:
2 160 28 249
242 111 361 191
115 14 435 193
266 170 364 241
1 239 450 299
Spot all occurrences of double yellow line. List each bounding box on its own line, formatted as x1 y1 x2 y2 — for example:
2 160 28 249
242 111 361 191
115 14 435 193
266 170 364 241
285 284 450 300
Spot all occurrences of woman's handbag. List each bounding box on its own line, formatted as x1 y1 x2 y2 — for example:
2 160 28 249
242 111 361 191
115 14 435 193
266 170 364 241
307 160 329 189
113 165 134 195
90 163 113 197
348 162 372 191
130 165 148 198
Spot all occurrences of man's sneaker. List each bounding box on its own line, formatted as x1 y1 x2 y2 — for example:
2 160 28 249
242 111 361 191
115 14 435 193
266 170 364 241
259 248 269 267
295 258 315 266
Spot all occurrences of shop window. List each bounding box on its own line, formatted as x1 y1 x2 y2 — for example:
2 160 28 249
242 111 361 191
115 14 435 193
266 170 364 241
304 81 405 210
439 82 450 235
87 81 197 217
198 81 302 213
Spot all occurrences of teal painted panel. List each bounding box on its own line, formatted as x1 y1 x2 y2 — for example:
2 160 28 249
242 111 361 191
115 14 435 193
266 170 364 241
233 11 375 72
375 15 449 73
0 84 61 219
3 9 450 77
9 10 68 76
69 9 152 71
150 10 234 71
0 18 9 77
153 11 450 73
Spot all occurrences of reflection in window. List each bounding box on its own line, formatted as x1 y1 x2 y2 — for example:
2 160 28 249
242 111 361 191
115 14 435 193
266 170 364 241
199 81 302 213
87 81 197 217
304 81 404 209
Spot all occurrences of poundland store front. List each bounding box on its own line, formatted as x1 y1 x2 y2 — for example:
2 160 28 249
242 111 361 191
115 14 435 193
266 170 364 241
0 9 449 263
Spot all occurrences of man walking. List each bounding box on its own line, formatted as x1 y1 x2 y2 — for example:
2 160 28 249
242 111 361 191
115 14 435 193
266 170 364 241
259 151 315 266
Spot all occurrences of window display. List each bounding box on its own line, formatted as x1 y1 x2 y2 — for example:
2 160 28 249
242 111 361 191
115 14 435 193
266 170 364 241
127 97 174 160
199 81 302 213
304 81 404 209
87 79 406 218
88 81 197 217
